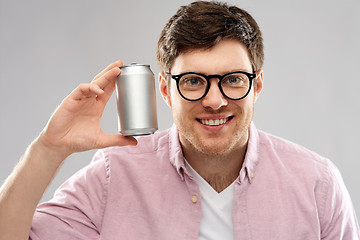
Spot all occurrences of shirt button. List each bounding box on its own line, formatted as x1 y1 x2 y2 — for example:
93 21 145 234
250 172 254 178
191 195 198 203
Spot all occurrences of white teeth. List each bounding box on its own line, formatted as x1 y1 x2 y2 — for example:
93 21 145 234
200 118 228 126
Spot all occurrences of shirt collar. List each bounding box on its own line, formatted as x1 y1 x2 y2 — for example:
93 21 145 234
239 122 260 184
168 122 261 183
168 124 186 181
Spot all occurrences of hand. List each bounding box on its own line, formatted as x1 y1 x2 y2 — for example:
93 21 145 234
38 60 137 160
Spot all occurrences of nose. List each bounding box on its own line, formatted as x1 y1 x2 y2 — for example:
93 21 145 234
201 79 228 110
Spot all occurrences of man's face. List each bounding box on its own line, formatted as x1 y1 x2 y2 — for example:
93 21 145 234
159 39 263 157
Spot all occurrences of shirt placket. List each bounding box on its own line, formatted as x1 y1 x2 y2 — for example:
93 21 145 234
182 172 202 239
233 180 252 240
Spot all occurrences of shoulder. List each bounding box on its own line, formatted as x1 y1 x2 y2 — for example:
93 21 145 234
253 128 360 236
88 127 183 201
258 129 331 168
90 128 174 174
94 128 171 158
256 128 350 201
255 129 340 187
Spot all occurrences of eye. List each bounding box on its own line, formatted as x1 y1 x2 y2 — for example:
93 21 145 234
222 74 248 87
180 74 206 88
186 78 202 86
228 76 242 84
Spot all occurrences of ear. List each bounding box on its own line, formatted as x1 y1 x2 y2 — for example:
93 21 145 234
158 73 172 107
254 70 264 102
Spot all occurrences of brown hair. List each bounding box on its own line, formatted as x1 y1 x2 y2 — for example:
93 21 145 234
157 1 264 74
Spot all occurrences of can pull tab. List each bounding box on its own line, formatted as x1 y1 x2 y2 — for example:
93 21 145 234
130 62 138 66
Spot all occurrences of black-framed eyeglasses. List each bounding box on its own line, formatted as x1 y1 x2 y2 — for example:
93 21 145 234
166 71 256 101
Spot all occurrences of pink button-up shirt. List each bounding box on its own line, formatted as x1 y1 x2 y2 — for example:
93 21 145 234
30 123 360 239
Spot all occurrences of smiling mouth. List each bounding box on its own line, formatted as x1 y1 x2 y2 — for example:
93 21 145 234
197 116 233 126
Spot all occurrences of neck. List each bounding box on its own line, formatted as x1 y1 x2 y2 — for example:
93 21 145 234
182 142 247 193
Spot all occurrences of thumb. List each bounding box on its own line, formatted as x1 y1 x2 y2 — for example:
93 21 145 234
97 133 138 149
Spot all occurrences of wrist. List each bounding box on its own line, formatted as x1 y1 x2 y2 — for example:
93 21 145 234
30 133 71 167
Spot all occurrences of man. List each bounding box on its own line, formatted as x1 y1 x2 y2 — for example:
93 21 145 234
0 1 359 239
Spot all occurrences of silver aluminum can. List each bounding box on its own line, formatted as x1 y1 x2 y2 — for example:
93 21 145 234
115 63 158 136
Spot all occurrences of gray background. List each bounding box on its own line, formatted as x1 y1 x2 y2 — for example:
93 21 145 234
1 0 359 220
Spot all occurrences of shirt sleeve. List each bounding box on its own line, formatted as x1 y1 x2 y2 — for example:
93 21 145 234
320 161 360 239
29 150 109 240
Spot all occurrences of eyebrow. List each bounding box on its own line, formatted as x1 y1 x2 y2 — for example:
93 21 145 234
171 68 253 75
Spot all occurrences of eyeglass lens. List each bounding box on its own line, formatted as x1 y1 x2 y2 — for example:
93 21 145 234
178 72 251 100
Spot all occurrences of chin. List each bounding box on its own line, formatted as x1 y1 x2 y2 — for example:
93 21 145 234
194 138 235 156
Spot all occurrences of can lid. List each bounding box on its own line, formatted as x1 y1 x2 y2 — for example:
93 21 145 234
120 62 150 69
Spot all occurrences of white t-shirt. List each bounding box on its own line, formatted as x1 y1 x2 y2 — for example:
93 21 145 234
185 159 235 240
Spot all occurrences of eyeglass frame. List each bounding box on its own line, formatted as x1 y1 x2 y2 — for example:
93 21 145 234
166 70 257 101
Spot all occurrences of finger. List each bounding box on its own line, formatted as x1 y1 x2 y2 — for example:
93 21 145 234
68 83 103 101
97 133 138 148
91 67 121 104
92 67 121 91
92 60 123 82
69 67 120 102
